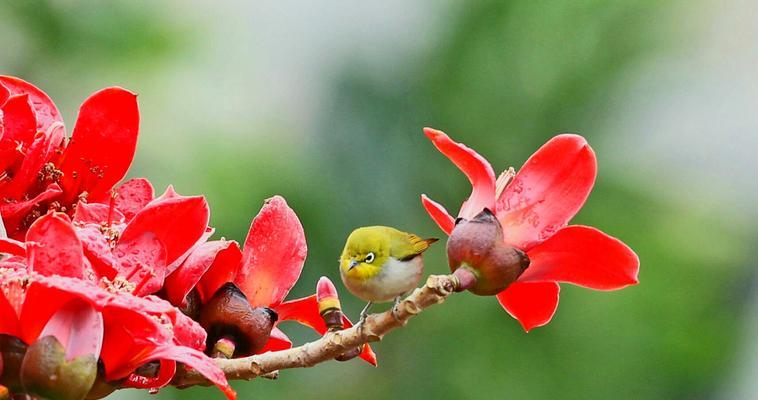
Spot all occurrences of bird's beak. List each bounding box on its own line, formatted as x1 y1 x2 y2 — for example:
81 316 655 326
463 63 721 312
348 260 359 270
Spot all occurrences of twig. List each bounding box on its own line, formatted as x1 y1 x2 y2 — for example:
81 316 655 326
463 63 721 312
172 274 458 386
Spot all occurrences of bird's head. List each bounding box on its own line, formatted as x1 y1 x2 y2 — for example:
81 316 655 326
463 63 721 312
339 226 391 281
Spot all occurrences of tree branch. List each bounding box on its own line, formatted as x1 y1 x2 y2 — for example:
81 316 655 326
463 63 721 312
173 274 459 386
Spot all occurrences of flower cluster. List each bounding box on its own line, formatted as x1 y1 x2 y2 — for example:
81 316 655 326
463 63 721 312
0 77 372 400
0 75 638 399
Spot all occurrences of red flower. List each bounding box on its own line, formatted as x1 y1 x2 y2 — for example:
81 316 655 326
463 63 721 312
421 128 639 332
73 182 211 296
0 76 138 239
0 212 234 398
165 196 376 365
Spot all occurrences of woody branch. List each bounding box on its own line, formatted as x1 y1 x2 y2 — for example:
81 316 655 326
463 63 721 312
173 274 462 386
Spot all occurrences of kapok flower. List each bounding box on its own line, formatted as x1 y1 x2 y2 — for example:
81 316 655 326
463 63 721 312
0 212 234 398
165 196 376 364
73 182 211 296
421 128 639 332
0 76 139 239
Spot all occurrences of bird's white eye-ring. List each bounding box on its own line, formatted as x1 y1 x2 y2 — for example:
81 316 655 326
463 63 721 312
364 252 375 263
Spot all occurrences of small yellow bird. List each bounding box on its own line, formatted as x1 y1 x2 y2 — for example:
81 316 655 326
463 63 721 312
339 226 438 320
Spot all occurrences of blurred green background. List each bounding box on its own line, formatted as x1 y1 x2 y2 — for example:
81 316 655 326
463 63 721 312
2 0 756 399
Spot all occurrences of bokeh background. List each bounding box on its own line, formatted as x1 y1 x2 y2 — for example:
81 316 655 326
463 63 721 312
1 0 756 399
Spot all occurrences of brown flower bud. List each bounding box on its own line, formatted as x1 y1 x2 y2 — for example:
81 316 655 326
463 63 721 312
20 336 97 400
0 335 27 393
178 288 202 321
199 283 277 357
447 209 530 295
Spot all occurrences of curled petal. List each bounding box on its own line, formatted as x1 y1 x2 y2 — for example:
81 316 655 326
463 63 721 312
420 194 455 235
496 134 597 250
119 194 209 269
25 213 85 279
235 196 307 307
140 346 235 399
520 225 639 290
0 76 62 132
275 295 377 365
496 281 560 332
0 237 25 256
0 183 62 239
57 87 139 201
124 359 176 390
39 298 104 360
423 128 496 219
164 240 242 306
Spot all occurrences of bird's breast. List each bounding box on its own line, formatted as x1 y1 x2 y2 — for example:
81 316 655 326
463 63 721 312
342 256 424 303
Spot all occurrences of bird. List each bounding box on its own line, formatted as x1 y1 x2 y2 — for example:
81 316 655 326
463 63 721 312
339 226 438 321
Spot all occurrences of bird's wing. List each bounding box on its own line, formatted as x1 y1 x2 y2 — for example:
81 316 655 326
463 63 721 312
393 233 438 261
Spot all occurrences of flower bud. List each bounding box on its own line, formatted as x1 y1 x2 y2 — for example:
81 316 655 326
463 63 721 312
0 335 26 393
199 282 277 357
316 276 342 330
447 209 529 295
20 336 98 400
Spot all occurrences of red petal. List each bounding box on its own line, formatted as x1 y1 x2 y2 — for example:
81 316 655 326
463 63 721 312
141 346 235 399
420 194 455 235
338 316 378 366
0 183 62 232
0 238 25 256
119 194 209 268
25 213 85 279
1 123 65 200
496 134 596 250
124 359 176 390
275 295 325 331
57 87 139 201
519 225 639 290
111 178 154 221
423 128 496 219
39 298 104 360
76 225 117 279
0 284 20 337
0 94 37 149
0 76 62 132
164 240 242 306
316 276 339 303
496 281 560 332
258 327 292 353
275 295 377 365
72 202 125 226
235 196 307 307
0 81 9 104
113 232 168 296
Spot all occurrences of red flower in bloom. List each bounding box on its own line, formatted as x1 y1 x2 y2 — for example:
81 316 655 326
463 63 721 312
421 128 639 332
0 76 138 239
165 196 376 364
0 213 234 398
73 181 211 297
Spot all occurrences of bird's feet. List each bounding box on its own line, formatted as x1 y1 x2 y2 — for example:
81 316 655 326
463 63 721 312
357 301 373 326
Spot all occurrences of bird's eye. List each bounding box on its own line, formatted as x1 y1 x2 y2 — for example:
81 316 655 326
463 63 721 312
364 252 375 263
